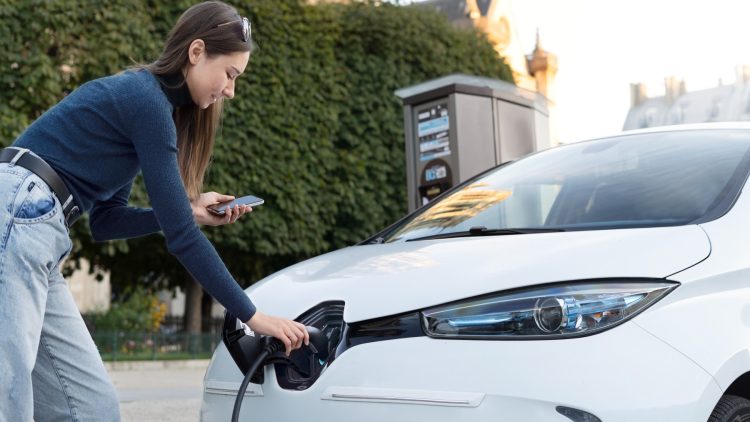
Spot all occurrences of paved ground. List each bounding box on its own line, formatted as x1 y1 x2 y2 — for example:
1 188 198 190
107 360 209 422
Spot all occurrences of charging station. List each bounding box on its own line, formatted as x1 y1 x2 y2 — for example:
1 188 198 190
395 74 550 212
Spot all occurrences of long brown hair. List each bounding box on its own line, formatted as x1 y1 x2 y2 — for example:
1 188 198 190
145 1 252 200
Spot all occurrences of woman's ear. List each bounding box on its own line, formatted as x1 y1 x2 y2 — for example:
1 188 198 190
188 39 206 65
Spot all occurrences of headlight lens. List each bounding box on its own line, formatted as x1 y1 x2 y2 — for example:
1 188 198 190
421 280 678 339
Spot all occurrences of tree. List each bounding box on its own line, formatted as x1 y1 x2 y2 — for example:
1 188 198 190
0 0 513 331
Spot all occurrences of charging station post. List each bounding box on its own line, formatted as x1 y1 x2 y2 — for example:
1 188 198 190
396 74 551 212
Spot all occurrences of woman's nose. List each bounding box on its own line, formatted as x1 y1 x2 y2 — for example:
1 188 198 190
223 80 235 99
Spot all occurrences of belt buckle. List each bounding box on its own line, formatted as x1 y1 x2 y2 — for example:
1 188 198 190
65 205 80 228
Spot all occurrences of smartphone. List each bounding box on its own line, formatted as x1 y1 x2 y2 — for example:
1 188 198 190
208 195 264 216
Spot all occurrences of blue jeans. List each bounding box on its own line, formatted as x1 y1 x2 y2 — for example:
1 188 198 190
0 162 120 421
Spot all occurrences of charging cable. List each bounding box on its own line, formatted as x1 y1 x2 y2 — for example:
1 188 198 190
231 342 275 422
230 327 328 422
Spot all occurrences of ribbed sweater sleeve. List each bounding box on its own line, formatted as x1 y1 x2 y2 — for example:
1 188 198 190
89 180 161 241
126 91 256 322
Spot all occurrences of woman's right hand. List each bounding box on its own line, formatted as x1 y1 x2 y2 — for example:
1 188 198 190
246 311 310 357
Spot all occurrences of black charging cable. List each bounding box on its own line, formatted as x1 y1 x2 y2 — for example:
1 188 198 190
230 327 328 422
231 340 278 422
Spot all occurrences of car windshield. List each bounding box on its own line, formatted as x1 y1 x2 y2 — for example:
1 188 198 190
382 129 750 243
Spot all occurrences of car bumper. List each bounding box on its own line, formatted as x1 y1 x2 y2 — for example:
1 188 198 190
201 322 720 422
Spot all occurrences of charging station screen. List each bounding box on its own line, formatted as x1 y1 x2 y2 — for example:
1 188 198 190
417 103 451 162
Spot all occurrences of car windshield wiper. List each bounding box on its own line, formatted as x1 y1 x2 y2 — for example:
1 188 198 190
405 226 566 242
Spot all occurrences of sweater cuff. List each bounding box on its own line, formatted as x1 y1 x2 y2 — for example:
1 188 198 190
238 297 257 323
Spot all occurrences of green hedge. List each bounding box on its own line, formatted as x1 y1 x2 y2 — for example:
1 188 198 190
0 0 513 291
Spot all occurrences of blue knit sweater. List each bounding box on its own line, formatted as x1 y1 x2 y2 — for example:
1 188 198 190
13 69 256 322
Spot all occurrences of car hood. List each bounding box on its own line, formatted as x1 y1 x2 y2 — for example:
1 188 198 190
245 225 710 323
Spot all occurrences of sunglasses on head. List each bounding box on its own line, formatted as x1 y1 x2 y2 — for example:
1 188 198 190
215 16 251 43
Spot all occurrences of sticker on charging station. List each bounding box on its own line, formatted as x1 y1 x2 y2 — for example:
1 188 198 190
417 103 451 162
425 164 447 182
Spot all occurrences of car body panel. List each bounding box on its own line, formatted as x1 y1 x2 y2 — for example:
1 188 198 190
202 323 720 422
245 225 710 323
631 176 750 392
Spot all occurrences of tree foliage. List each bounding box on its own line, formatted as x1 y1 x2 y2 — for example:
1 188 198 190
86 286 168 333
0 0 513 293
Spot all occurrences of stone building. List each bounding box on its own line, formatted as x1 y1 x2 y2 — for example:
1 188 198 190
624 66 750 130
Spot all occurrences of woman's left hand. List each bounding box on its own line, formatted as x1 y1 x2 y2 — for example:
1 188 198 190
190 191 252 226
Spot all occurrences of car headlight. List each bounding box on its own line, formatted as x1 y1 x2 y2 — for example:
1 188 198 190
421 280 678 339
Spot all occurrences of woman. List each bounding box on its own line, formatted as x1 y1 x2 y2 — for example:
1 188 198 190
0 2 308 420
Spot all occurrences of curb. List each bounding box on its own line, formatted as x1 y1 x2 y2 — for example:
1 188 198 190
104 359 210 371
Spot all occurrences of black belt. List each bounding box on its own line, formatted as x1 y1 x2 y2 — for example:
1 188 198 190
0 147 80 227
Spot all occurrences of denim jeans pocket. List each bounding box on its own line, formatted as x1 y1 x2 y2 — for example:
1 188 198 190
13 180 58 224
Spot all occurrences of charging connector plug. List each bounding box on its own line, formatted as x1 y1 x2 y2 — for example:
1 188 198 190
230 326 330 422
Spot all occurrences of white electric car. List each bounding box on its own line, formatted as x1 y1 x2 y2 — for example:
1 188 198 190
201 123 750 422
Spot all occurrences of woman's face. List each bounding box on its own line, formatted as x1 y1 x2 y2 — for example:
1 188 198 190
185 40 250 109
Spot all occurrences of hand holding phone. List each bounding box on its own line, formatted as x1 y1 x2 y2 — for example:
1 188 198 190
208 194 264 216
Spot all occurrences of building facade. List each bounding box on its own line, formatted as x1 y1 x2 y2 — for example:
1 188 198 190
624 66 750 130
